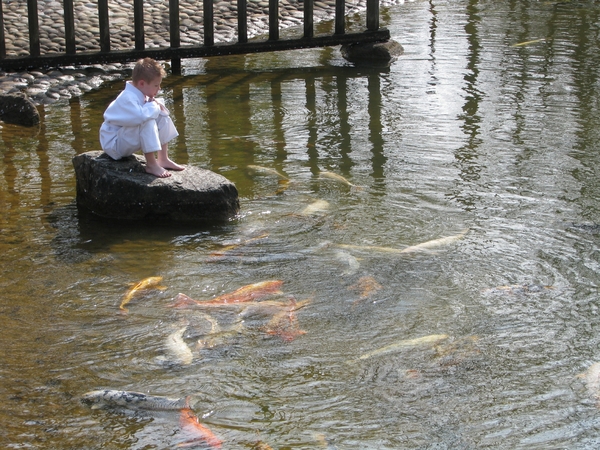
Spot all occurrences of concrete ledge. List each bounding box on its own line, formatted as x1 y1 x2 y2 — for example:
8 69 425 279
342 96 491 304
72 151 240 223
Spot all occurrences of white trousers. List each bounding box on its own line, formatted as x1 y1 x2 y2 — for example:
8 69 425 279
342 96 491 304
106 114 179 160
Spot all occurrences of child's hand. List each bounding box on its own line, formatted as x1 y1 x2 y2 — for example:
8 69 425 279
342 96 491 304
153 98 169 115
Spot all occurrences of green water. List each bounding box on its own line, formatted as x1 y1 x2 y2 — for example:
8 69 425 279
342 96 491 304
3 1 600 448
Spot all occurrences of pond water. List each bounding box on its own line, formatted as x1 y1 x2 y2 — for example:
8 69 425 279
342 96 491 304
3 0 600 448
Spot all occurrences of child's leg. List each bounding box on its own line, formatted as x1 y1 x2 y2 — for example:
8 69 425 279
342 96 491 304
156 115 184 171
139 120 170 177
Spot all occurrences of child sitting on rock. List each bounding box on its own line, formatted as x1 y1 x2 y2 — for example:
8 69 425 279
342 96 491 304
99 57 184 178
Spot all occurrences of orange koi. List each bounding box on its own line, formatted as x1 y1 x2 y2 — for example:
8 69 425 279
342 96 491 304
177 407 223 448
173 280 284 307
119 276 166 313
263 297 309 342
349 276 383 303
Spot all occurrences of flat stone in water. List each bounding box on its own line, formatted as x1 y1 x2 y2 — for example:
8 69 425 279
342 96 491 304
72 151 240 223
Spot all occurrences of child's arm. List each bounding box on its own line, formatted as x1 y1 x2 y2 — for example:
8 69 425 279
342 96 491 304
104 93 161 127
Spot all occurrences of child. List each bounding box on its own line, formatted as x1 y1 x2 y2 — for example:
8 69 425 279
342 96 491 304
100 57 185 178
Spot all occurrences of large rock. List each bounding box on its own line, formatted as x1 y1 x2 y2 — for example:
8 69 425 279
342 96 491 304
73 151 239 223
340 39 404 67
0 92 40 126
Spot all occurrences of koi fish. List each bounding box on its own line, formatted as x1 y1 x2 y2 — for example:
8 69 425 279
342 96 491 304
511 38 545 47
336 243 406 254
247 165 289 180
177 407 223 448
577 362 600 407
81 389 189 411
319 170 362 189
119 276 166 313
165 326 194 365
398 229 469 254
349 334 450 363
240 297 311 316
482 284 554 296
300 199 330 216
209 233 269 257
173 280 284 307
263 298 310 342
251 441 275 450
336 229 469 255
334 250 360 276
349 276 382 303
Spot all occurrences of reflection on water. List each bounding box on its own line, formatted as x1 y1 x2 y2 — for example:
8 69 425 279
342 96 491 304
4 0 600 448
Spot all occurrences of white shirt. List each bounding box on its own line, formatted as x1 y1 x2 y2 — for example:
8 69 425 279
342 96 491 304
99 81 165 156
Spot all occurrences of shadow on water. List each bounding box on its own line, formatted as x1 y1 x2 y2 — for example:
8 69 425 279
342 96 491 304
47 202 238 263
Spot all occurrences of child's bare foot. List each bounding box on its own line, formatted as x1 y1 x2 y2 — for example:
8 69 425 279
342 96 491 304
158 158 185 171
145 165 172 178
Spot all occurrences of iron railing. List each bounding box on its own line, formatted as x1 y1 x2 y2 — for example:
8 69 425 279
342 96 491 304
0 0 390 73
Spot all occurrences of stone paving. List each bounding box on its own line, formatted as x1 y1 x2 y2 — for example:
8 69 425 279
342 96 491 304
0 0 405 105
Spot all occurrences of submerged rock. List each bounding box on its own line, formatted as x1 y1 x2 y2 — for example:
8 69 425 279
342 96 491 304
0 92 40 126
340 39 404 66
72 151 239 223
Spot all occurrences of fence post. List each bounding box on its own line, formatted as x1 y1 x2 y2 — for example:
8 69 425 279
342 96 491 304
238 0 248 43
304 0 314 38
27 0 40 56
335 0 345 35
269 0 279 41
169 0 181 73
134 0 145 50
98 0 110 52
204 0 214 46
63 0 76 54
0 0 5 59
366 0 379 31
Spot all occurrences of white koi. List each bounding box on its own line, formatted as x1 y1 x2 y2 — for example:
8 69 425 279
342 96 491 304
349 334 450 363
398 229 469 254
319 171 363 190
300 199 330 216
166 326 194 365
81 389 188 411
247 165 289 180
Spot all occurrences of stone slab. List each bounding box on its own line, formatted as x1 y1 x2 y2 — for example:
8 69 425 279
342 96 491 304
73 151 239 223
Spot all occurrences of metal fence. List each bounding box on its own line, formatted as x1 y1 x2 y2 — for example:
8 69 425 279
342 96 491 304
0 0 390 73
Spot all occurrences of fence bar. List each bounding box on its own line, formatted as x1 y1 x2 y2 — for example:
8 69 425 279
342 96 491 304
63 0 76 54
27 0 40 57
304 0 314 38
204 0 214 46
0 1 5 59
335 0 345 35
269 0 279 41
98 0 110 52
366 0 379 31
134 0 145 50
238 0 248 43
169 0 181 73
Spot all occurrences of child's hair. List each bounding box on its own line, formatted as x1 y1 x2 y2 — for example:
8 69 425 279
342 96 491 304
132 58 166 83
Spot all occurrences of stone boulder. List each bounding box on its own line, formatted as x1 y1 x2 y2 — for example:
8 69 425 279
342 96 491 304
72 151 239 223
340 40 404 67
0 92 40 127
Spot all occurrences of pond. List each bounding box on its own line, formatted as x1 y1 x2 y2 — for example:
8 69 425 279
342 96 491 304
2 0 600 448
